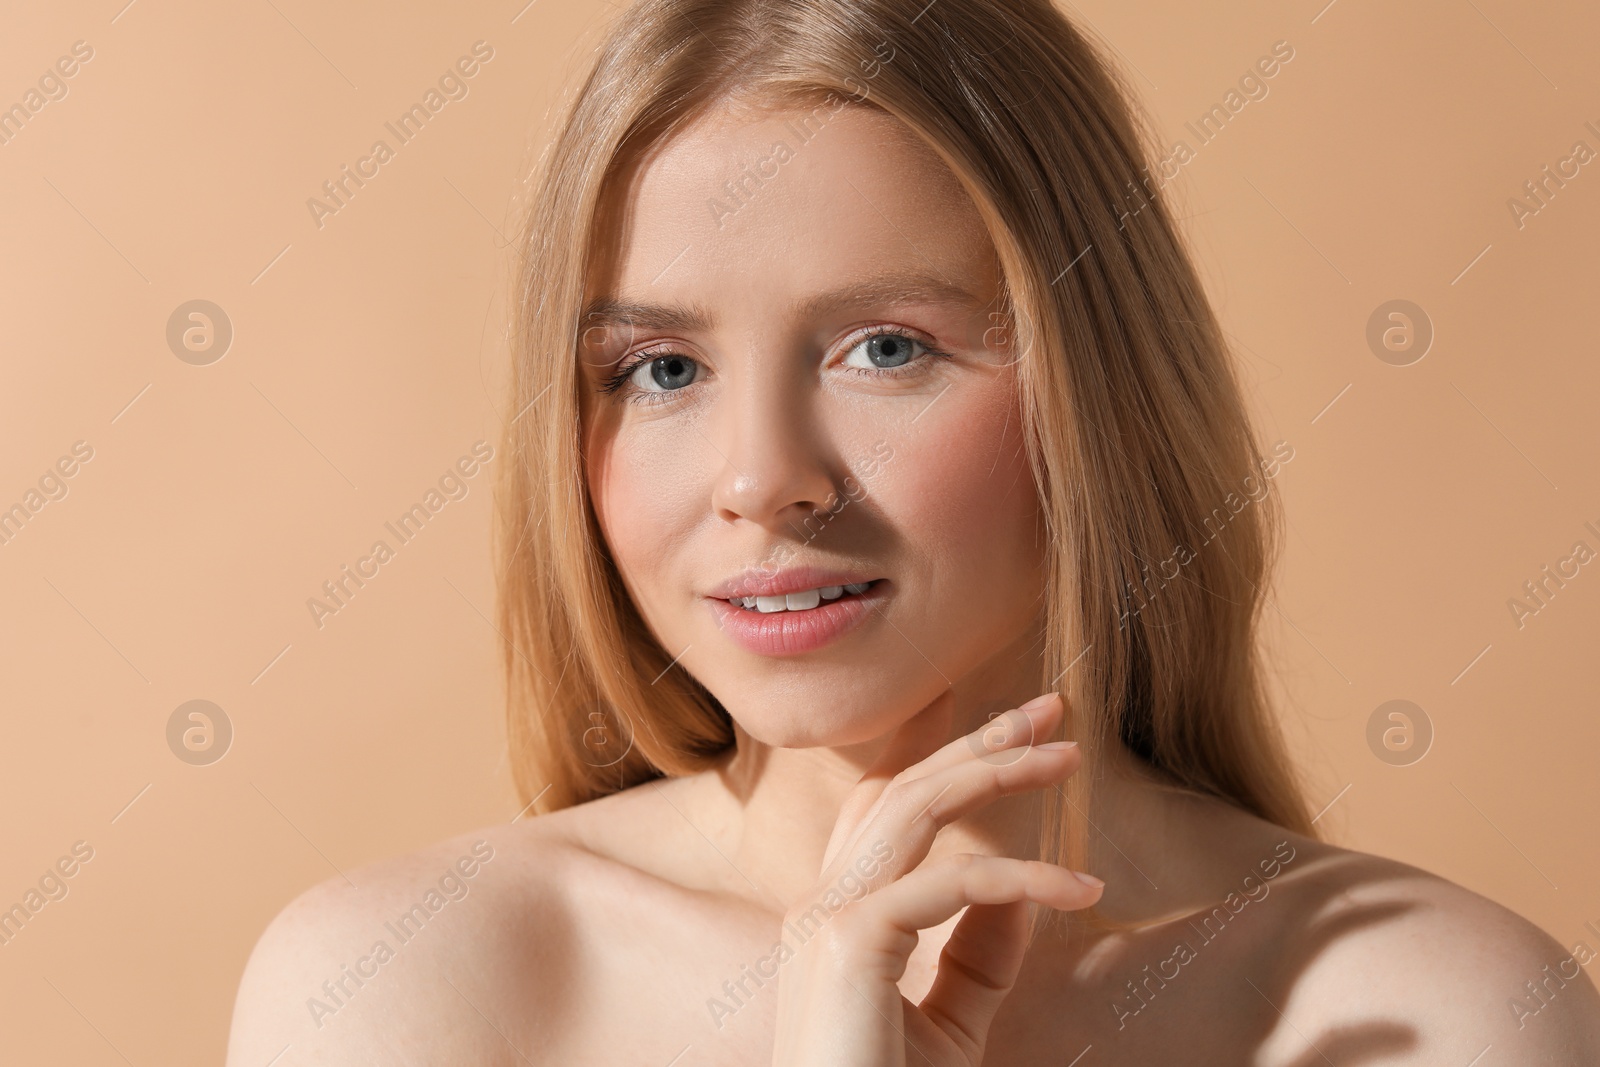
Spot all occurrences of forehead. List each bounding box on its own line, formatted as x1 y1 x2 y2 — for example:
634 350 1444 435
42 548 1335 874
584 99 1000 322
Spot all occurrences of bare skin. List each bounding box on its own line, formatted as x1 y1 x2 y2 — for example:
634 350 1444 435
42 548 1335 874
224 730 1600 1065
226 101 1600 1065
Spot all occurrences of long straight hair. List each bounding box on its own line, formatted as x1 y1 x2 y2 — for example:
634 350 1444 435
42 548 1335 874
496 0 1317 895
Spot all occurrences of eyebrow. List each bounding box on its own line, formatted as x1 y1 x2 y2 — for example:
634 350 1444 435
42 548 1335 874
579 270 986 334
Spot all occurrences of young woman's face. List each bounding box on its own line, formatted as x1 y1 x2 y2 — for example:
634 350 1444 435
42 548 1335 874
581 98 1046 748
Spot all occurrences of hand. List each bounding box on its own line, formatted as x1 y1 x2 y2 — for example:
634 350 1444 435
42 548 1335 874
770 691 1102 1067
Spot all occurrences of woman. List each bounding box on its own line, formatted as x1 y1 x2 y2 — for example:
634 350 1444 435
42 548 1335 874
227 0 1600 1062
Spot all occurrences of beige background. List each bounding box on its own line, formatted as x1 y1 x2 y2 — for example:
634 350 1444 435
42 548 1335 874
2 0 1597 1062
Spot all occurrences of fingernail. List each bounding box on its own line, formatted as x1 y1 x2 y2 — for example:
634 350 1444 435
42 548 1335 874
1072 870 1104 889
1038 740 1077 750
1018 692 1058 714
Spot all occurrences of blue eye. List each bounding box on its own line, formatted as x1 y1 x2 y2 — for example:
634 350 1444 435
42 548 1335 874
643 356 700 390
604 352 702 399
841 330 927 371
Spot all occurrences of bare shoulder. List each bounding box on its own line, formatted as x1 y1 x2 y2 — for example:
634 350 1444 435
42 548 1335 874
224 786 675 1067
1253 831 1600 1065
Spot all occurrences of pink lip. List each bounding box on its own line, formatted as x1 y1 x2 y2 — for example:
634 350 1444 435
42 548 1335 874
706 581 887 656
704 565 881 600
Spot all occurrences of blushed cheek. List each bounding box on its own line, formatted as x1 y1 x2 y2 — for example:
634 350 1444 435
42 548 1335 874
584 428 625 554
586 430 648 595
880 377 1041 592
587 424 709 627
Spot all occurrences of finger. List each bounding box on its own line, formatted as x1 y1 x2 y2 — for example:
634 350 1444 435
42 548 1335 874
919 900 1030 1060
867 687 959 782
824 693 1065 871
823 689 956 867
837 738 1083 883
858 854 1102 937
889 691 1064 784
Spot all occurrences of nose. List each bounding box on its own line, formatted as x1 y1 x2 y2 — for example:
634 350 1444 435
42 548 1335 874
708 370 840 533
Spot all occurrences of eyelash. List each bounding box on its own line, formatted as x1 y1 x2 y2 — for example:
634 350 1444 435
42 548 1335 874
599 324 951 406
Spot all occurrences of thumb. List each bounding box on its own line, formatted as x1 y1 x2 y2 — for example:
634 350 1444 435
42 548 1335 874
917 900 1031 1061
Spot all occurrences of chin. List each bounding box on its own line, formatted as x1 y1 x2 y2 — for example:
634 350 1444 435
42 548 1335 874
712 674 936 750
733 713 900 751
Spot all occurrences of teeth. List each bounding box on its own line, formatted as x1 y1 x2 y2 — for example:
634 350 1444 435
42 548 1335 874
731 581 872 613
786 589 821 610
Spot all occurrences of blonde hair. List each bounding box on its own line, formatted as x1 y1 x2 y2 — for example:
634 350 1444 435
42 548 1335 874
496 0 1317 887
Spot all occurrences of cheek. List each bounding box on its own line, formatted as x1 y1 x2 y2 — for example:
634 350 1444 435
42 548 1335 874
876 377 1040 581
586 420 709 614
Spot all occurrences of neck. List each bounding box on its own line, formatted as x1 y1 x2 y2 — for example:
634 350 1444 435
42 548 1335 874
708 623 1063 912
692 646 1250 932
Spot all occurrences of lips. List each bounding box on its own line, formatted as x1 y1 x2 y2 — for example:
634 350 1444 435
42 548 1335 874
705 573 888 656
704 565 882 600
